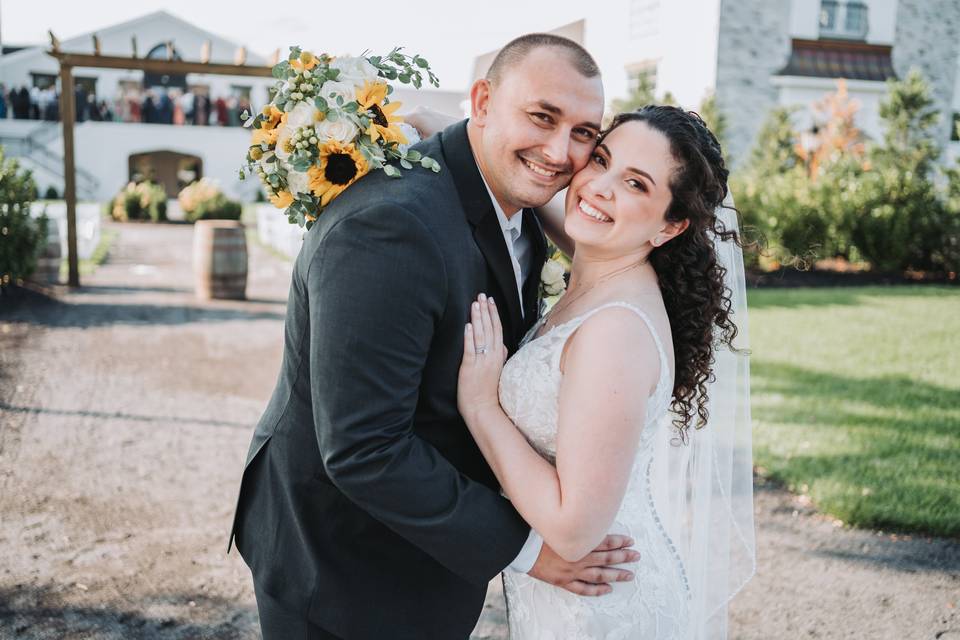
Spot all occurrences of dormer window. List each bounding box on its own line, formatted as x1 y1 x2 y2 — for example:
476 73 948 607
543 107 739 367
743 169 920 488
820 0 869 40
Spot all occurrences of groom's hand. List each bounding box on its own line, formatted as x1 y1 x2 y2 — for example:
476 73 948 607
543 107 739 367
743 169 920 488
528 535 640 596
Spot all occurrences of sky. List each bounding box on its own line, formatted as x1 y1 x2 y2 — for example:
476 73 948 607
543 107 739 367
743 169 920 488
1 0 598 92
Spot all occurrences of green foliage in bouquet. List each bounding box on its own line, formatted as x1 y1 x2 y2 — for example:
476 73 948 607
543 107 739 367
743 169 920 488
110 181 167 222
0 148 46 290
178 178 242 222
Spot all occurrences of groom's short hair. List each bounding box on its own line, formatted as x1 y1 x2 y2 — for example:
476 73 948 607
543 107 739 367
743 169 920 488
486 33 600 84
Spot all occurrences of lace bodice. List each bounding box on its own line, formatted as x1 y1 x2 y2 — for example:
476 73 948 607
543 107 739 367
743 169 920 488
498 301 691 639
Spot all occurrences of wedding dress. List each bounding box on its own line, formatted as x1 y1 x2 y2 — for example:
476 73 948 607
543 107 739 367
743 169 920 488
499 301 691 639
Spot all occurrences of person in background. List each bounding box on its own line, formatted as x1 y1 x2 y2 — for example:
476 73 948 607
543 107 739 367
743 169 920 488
214 96 228 127
29 85 41 119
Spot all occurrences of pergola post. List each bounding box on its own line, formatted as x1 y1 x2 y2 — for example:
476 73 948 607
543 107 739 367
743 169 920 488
46 43 273 290
58 63 79 287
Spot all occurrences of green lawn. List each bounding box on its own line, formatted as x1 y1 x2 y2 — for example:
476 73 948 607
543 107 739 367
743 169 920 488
747 286 960 537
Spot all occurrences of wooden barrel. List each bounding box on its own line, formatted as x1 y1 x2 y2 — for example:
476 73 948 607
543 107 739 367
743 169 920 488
193 220 248 300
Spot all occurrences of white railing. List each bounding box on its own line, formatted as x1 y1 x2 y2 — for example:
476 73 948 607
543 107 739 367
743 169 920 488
255 204 307 259
29 201 102 261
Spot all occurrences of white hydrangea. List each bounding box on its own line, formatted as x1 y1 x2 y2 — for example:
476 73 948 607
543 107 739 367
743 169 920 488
395 122 421 156
319 80 356 107
286 169 310 196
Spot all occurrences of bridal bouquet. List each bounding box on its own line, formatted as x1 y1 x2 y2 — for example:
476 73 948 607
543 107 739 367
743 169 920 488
240 47 441 229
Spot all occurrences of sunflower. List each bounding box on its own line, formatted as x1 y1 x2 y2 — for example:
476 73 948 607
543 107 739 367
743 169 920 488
260 105 284 130
251 112 286 147
269 190 294 209
291 51 319 72
355 81 407 145
308 141 370 207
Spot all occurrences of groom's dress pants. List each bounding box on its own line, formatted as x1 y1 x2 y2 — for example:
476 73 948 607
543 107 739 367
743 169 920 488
254 581 342 640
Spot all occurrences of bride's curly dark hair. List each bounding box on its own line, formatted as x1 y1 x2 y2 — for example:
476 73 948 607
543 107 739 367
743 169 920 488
599 105 743 440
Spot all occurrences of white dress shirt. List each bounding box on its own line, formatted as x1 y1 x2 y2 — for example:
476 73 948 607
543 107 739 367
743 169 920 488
478 173 544 573
482 182 531 317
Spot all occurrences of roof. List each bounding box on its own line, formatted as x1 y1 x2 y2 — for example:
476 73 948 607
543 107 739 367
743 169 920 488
776 38 896 82
0 10 267 67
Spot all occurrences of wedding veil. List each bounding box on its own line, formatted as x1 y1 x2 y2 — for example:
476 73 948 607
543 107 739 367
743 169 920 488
648 195 757 639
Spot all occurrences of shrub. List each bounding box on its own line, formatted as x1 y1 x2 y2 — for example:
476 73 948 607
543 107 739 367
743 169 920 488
848 69 954 272
110 181 167 222
43 186 60 200
0 148 46 290
178 178 242 222
735 72 960 273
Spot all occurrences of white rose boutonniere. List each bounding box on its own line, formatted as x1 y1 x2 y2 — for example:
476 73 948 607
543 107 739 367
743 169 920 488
539 254 568 310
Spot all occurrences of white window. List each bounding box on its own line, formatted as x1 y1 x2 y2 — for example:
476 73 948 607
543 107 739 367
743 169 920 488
820 1 869 39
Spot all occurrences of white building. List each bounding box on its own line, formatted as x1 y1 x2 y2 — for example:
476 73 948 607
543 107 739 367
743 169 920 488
473 1 960 167
623 0 960 165
0 10 465 203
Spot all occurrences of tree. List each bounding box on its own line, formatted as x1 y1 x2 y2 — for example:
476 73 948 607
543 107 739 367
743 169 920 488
850 69 953 271
796 79 867 180
608 71 677 122
697 91 727 152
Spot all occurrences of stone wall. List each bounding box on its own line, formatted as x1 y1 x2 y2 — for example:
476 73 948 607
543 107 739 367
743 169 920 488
714 0 793 167
892 0 960 152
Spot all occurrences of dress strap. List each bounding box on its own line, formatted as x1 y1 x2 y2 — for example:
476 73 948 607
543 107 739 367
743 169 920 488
550 301 671 394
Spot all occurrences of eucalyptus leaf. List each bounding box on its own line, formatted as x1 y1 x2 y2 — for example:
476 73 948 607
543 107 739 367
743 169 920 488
406 150 422 162
400 159 413 170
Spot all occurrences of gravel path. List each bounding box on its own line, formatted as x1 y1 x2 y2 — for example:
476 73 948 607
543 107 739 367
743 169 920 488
1 221 957 639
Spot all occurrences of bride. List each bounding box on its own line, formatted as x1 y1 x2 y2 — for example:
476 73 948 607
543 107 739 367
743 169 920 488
454 105 756 639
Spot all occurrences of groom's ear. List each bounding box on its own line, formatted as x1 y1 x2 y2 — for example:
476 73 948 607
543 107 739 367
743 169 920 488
470 79 493 127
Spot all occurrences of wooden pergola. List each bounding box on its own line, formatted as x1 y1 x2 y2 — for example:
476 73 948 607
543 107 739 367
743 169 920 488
47 33 277 286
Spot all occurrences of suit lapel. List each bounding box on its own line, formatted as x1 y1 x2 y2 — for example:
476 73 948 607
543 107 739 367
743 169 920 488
521 208 548 328
441 120 524 342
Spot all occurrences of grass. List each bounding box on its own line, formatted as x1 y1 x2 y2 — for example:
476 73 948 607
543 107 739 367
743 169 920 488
747 286 960 537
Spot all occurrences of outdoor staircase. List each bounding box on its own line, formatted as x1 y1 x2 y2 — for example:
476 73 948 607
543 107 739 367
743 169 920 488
0 122 101 199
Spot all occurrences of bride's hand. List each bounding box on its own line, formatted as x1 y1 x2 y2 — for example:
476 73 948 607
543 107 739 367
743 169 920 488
403 106 458 139
458 294 508 423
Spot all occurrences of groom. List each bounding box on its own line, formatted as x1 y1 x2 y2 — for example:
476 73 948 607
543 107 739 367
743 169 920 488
230 34 638 639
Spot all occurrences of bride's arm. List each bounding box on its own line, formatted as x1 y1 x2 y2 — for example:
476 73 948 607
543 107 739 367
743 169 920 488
403 106 459 138
458 297 657 562
406 107 576 258
535 191 575 257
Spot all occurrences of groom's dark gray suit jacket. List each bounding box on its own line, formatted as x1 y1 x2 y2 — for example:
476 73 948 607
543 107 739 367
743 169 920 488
230 119 548 639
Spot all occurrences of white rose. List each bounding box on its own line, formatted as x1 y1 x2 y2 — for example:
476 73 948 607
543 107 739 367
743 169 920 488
285 102 318 129
319 80 356 106
274 125 295 161
331 56 380 87
315 118 360 145
286 169 310 197
544 281 565 296
541 260 566 287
